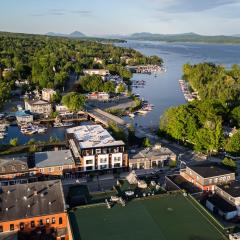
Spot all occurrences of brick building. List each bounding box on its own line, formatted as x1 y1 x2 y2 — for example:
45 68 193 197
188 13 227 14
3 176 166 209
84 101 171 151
0 180 68 239
180 162 235 191
34 150 75 177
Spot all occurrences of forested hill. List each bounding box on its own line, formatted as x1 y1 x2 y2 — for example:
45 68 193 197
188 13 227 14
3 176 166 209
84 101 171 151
127 32 240 44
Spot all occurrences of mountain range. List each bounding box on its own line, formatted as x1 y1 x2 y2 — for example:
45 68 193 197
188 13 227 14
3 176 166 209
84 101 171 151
45 31 86 38
45 31 240 44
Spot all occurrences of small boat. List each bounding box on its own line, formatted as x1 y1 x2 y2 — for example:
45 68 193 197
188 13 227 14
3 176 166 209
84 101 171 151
53 122 63 128
62 122 74 127
137 109 148 115
37 126 47 133
129 113 135 118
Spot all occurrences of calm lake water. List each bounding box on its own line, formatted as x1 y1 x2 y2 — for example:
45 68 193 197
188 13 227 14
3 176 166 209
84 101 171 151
117 40 240 128
3 41 240 144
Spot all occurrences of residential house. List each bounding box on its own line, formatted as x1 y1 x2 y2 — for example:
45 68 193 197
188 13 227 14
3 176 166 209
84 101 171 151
0 180 68 239
25 99 52 117
15 110 33 124
42 88 56 102
87 92 110 101
83 69 109 79
67 125 128 172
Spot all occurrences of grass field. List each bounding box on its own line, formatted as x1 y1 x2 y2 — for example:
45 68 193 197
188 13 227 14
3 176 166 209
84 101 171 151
69 194 226 240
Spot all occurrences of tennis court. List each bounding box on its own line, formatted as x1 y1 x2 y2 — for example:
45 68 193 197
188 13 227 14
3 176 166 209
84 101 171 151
69 193 226 240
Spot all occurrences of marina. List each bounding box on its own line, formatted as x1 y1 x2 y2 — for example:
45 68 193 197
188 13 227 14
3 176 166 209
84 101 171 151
179 79 200 102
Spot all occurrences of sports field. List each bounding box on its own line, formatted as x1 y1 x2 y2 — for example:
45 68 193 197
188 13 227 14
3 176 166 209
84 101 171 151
69 194 226 240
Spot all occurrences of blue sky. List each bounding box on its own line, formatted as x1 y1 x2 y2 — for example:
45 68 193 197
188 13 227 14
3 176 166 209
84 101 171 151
1 0 240 35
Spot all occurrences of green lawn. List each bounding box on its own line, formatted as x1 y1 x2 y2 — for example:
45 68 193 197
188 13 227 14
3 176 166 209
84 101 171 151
69 194 225 240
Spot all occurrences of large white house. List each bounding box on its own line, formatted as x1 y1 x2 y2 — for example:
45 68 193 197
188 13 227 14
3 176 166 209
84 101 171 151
25 99 52 117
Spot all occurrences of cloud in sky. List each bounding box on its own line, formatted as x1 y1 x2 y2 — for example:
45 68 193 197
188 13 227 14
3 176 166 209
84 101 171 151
151 0 239 13
31 8 91 17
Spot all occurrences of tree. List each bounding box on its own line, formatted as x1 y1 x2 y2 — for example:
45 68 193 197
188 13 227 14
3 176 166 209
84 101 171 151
231 106 240 128
225 131 240 154
221 157 237 170
62 92 86 112
142 137 151 147
117 83 126 93
51 91 62 103
9 138 18 147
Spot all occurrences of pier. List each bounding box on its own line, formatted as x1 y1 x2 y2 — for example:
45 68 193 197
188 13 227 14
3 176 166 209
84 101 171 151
86 105 126 127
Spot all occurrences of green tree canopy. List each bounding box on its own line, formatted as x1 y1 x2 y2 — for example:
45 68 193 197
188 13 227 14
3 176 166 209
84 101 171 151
62 92 86 112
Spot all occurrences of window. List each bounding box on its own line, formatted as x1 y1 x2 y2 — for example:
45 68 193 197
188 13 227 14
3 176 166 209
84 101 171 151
114 163 121 168
189 170 192 175
52 217 56 224
86 160 93 165
58 166 63 171
39 168 44 173
214 178 218 183
100 165 107 170
1 167 5 172
10 224 14 231
96 149 101 154
11 166 16 171
100 158 107 164
48 168 53 173
59 217 63 225
31 221 35 228
20 222 24 231
21 165 26 170
39 219 43 226
86 166 93 171
46 218 50 224
0 226 3 233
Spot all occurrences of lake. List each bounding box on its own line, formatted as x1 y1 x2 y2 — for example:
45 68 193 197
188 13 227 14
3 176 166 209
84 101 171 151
3 41 240 144
117 40 240 128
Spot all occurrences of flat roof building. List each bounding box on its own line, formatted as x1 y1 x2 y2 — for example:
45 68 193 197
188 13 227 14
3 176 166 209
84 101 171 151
180 162 235 191
67 125 128 172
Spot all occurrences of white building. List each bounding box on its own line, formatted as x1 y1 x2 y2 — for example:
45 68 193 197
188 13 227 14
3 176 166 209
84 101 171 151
25 99 52 117
67 125 128 172
42 88 56 102
83 69 109 77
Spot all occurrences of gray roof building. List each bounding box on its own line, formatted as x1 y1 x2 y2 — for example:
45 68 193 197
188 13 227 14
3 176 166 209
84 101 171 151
0 180 65 222
34 150 74 168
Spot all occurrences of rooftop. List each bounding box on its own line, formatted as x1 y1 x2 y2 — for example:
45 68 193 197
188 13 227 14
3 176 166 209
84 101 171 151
188 162 234 178
129 145 175 159
217 181 240 198
34 150 75 168
26 99 50 105
0 154 32 174
67 125 125 149
0 180 65 222
15 110 32 117
207 194 237 213
69 194 224 240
